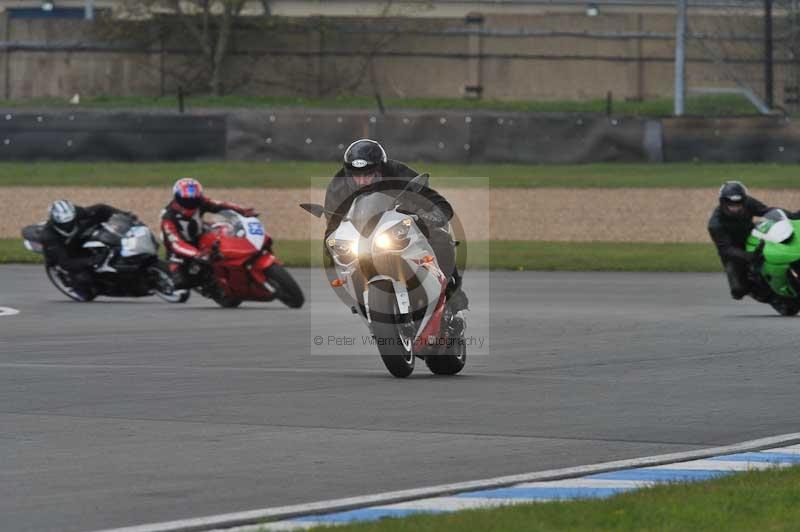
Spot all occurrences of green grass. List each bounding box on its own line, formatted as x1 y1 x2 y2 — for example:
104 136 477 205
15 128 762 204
3 162 800 188
1 239 722 271
313 465 800 532
0 94 759 116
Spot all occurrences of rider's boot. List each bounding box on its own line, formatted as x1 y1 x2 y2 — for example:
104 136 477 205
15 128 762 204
445 269 469 313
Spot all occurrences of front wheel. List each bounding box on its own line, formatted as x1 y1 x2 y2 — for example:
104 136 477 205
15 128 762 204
368 281 415 378
45 265 94 302
264 263 304 309
149 262 190 304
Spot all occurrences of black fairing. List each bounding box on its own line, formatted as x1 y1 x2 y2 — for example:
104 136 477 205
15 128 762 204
22 224 45 242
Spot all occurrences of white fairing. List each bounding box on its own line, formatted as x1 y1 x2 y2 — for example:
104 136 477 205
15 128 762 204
243 216 266 250
121 225 158 257
24 240 43 253
328 205 447 350
752 210 794 243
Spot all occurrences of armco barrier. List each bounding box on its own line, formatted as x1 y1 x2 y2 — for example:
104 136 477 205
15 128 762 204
0 109 798 163
662 116 800 163
0 111 226 161
227 109 659 164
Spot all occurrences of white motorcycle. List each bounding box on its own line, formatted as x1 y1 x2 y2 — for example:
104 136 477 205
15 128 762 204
22 213 189 303
301 174 466 378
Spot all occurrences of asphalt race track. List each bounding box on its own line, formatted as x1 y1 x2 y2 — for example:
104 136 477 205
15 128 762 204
2 266 800 532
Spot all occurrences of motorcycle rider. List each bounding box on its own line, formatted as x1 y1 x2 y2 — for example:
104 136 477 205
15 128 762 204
324 139 468 313
161 177 256 289
40 200 127 299
708 180 785 301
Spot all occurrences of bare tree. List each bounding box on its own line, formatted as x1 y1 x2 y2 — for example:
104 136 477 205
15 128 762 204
106 0 272 96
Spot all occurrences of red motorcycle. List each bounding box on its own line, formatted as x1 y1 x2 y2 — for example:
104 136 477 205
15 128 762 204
193 210 304 309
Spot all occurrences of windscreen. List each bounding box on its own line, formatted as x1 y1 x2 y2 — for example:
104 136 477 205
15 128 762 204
103 213 134 236
209 210 245 237
762 209 788 222
349 192 397 236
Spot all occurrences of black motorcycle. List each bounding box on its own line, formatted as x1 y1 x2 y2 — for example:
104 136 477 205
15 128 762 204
22 213 189 303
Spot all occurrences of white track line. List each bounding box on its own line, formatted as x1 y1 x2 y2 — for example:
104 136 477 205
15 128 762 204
0 306 19 317
93 432 800 532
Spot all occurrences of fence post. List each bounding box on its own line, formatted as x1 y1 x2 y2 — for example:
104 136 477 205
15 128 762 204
465 12 483 99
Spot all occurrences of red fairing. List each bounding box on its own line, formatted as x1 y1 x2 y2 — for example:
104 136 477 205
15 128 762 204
250 253 278 284
196 224 279 301
162 219 200 258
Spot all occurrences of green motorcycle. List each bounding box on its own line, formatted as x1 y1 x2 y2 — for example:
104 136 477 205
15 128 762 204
745 209 800 316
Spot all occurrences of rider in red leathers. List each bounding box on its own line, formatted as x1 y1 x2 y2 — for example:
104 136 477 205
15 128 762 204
161 178 256 289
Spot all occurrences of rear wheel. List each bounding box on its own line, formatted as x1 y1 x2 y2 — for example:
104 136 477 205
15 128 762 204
212 294 243 308
264 263 304 309
45 265 94 302
149 262 190 304
770 299 800 316
368 281 415 378
425 343 467 376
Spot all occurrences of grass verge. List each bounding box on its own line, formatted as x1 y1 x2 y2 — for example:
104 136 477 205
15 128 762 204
317 465 800 532
2 162 800 189
0 239 721 272
0 94 758 116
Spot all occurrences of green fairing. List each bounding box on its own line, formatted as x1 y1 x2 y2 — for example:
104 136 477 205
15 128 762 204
746 219 800 297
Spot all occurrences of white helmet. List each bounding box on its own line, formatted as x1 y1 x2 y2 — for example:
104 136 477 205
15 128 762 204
49 200 77 237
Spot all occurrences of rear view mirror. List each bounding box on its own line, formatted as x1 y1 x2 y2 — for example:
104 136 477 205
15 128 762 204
410 173 430 188
300 203 325 218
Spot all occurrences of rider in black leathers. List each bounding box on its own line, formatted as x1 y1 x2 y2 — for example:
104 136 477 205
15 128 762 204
708 180 797 301
325 139 468 312
40 200 126 298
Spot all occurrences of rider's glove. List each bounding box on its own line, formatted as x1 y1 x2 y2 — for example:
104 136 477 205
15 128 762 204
241 207 258 217
417 209 448 228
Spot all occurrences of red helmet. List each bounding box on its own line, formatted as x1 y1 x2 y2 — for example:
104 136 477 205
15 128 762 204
172 178 204 212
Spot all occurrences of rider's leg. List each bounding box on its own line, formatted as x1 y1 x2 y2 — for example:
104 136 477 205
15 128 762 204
429 228 468 312
724 259 751 300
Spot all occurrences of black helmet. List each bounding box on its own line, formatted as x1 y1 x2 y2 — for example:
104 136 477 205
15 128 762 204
719 180 748 217
49 199 78 238
343 139 387 183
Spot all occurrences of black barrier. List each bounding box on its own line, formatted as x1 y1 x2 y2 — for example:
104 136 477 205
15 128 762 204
5 109 800 164
662 116 800 163
227 110 368 162
227 109 660 164
0 112 226 161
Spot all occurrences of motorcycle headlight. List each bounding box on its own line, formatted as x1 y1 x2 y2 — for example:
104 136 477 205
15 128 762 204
327 238 358 263
374 218 413 251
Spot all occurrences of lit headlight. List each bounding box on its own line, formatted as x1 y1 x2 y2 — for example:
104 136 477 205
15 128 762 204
374 218 413 251
327 238 358 262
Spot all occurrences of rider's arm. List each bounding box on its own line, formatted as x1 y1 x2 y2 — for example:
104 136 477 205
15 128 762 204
324 171 348 235
747 197 771 217
84 204 124 225
708 221 752 263
161 219 201 258
202 197 253 216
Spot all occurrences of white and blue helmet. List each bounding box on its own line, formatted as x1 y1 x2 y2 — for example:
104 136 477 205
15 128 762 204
49 200 77 237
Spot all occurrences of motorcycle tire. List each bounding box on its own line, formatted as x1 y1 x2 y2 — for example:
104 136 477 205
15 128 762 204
212 295 243 308
770 300 800 316
425 342 467 376
149 262 190 304
368 280 415 378
264 263 304 309
46 265 95 302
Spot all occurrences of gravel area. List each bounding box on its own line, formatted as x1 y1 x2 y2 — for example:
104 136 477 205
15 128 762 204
7 187 800 242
